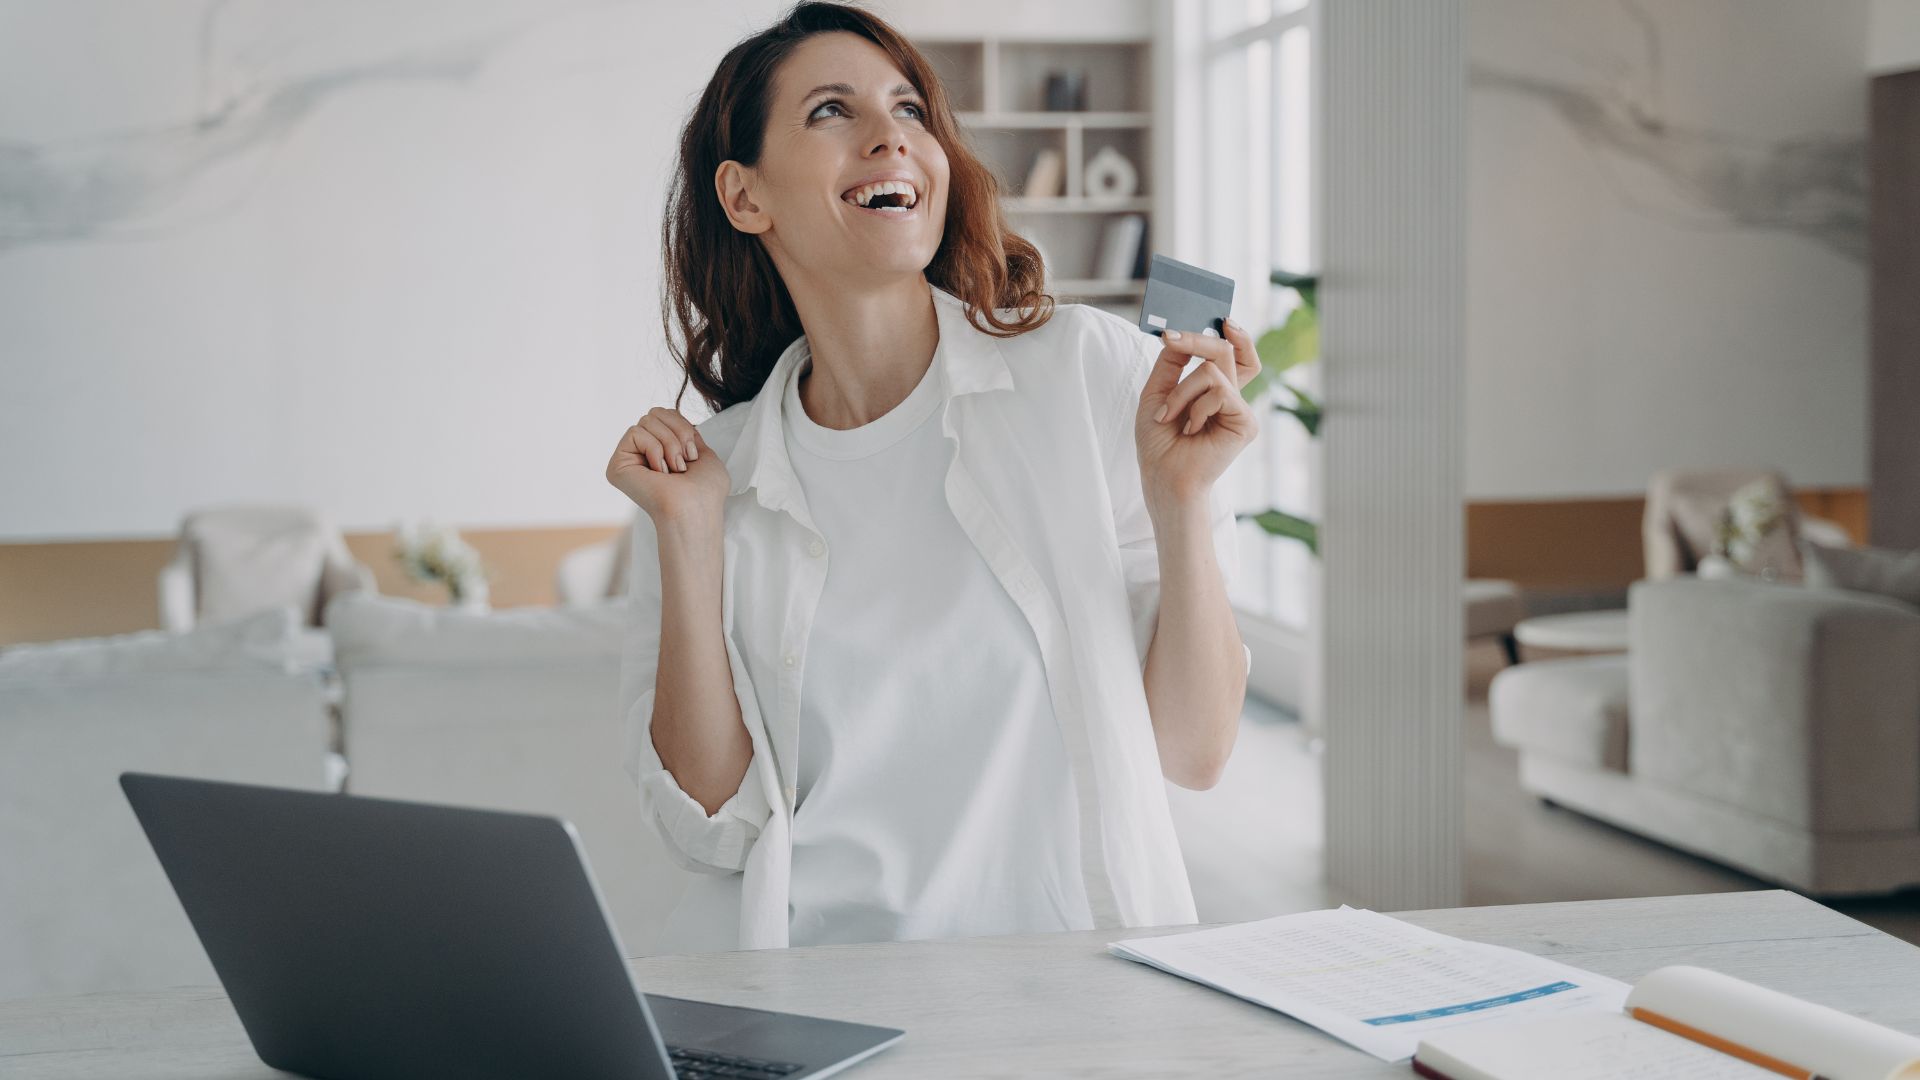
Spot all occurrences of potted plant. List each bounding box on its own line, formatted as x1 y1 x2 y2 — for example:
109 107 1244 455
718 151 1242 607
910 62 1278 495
1239 268 1321 554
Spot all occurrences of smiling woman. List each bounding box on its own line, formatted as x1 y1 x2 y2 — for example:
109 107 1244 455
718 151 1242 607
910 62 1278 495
659 3 1050 415
606 1 1255 954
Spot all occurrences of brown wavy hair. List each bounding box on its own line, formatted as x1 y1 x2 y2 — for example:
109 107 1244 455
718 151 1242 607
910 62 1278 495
662 1 1053 414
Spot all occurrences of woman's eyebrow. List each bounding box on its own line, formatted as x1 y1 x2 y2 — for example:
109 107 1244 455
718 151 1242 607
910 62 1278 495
800 81 920 104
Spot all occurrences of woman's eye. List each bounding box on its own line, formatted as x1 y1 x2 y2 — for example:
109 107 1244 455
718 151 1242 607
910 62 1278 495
808 100 926 123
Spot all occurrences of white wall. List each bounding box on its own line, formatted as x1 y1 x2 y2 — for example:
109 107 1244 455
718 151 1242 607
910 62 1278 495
1873 0 1920 72
1466 0 1871 499
0 1 806 540
0 0 1138 542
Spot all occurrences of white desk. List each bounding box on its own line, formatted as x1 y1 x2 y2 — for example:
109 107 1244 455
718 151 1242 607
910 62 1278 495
4 890 1916 1078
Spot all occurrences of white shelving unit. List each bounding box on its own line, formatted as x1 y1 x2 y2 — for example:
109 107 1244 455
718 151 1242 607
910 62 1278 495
919 37 1157 313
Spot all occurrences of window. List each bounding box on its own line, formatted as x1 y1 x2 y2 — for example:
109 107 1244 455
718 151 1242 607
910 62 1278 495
1186 0 1317 632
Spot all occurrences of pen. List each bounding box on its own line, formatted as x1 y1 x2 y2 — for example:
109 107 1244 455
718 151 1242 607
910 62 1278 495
1629 1007 1832 1080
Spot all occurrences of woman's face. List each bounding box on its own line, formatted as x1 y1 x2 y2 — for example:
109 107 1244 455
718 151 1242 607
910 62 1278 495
720 31 951 289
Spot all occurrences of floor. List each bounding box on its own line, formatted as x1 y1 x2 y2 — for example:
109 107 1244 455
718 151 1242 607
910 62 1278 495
1165 639 1920 947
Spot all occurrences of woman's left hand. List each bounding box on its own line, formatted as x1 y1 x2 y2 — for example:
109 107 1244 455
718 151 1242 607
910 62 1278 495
1135 321 1260 508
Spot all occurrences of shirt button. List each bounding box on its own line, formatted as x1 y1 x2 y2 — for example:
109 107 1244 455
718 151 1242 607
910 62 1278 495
784 785 797 803
806 539 825 558
783 654 797 669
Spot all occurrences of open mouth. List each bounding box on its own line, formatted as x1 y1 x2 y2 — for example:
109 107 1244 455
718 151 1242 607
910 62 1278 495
841 179 920 215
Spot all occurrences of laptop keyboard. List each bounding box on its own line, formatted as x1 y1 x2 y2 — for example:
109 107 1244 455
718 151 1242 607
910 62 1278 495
667 1044 806 1080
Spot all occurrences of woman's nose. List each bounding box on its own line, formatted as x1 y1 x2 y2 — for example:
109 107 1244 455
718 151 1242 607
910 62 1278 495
863 116 910 157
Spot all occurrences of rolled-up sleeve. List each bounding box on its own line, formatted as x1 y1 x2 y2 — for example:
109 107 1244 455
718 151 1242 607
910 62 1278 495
1098 321 1252 678
617 512 771 875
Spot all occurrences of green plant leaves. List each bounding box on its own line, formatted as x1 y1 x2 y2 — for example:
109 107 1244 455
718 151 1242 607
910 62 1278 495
1241 269 1323 557
1241 509 1319 555
1259 305 1318 376
1274 384 1321 437
1269 269 1318 312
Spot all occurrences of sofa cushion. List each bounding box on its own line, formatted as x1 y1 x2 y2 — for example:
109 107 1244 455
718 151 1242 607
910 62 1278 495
1489 654 1630 772
1464 579 1524 639
191 511 332 625
327 593 625 669
0 607 301 682
1803 541 1920 609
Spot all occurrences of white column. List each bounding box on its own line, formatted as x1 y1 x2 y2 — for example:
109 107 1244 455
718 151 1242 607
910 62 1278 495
1316 0 1466 910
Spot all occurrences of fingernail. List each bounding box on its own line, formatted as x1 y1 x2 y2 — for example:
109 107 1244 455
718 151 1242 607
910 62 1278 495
1226 318 1242 334
1164 329 1182 341
686 442 698 460
1154 404 1168 422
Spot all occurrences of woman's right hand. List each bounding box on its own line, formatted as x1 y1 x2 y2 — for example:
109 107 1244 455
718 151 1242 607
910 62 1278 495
605 407 730 525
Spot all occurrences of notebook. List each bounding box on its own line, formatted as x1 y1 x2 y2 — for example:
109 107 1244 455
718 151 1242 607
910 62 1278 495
1413 966 1920 1080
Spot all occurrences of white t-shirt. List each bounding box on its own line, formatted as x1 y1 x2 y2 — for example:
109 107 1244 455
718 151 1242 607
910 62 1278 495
779 352 1094 946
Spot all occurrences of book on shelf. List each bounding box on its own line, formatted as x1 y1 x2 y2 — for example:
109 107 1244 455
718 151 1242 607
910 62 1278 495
1022 148 1064 198
1412 965 1920 1080
1094 213 1147 283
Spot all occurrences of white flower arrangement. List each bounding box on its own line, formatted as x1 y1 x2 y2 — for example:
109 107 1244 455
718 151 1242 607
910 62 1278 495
1710 480 1788 576
393 520 490 608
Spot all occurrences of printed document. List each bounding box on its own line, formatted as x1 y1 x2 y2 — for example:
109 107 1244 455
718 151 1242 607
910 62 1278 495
1109 906 1630 1062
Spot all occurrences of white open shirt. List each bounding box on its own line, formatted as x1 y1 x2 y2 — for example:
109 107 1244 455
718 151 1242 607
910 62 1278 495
619 282 1248 951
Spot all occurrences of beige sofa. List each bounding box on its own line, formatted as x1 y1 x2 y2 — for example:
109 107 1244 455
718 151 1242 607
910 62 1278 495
0 609 336 1000
1492 576 1920 896
327 593 692 956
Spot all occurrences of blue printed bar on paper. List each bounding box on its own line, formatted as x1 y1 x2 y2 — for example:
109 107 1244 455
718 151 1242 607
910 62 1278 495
1361 981 1579 1026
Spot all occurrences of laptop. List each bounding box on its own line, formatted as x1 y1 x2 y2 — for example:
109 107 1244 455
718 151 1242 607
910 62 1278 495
120 772 903 1080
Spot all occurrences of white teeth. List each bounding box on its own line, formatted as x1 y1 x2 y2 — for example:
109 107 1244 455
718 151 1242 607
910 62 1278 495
844 179 918 209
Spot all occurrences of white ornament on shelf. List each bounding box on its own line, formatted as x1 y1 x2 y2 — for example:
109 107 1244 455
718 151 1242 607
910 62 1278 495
1083 145 1139 199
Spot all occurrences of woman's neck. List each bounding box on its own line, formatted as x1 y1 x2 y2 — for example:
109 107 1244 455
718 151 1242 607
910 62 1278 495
785 274 939 431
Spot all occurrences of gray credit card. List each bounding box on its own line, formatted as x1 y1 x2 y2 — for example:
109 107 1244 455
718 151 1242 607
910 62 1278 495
1139 254 1235 338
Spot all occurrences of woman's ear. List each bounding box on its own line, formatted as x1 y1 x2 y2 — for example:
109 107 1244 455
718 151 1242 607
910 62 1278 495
715 161 771 236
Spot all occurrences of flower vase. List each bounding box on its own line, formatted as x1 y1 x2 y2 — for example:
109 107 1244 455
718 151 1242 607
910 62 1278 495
450 580 491 614
1696 554 1740 581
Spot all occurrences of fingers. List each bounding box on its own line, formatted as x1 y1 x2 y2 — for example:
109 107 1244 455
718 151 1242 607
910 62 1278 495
1155 362 1233 429
639 415 687 471
1160 326 1240 390
627 423 671 473
1218 318 1260 389
1181 378 1241 435
1142 340 1195 400
648 407 701 463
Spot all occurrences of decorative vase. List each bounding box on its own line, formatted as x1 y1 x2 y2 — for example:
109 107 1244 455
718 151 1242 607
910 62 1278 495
1696 554 1740 581
1083 145 1139 200
450 579 491 613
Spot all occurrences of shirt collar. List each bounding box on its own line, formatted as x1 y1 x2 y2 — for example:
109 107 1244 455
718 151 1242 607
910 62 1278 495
725 283 1014 515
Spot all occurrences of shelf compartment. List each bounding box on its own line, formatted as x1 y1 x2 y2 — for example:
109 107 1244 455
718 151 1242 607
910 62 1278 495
917 41 986 113
1003 197 1154 213
956 111 1151 129
995 41 1150 113
1050 278 1148 298
1014 212 1151 285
